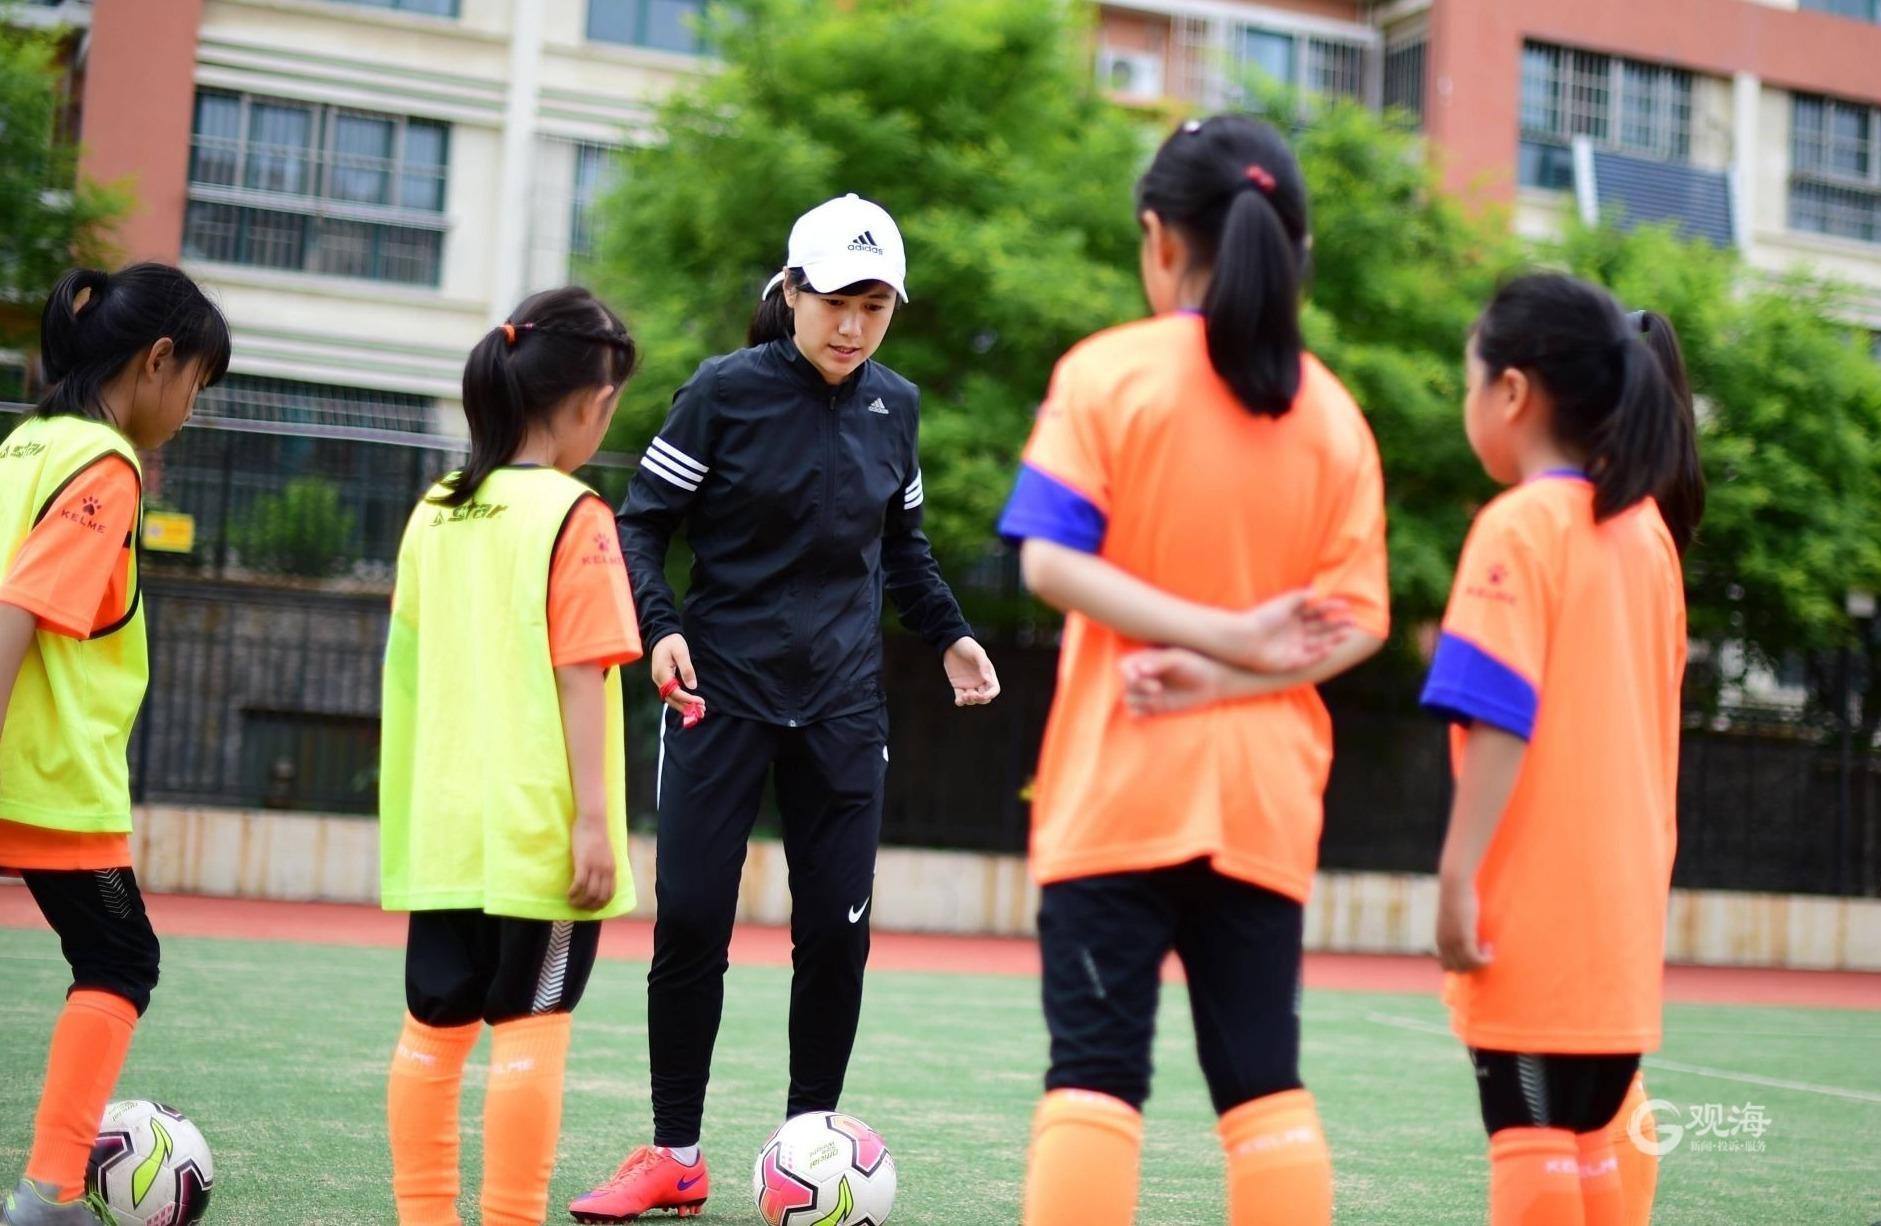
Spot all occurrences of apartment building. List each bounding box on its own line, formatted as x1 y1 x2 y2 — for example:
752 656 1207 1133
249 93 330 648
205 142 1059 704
58 0 708 432
1094 0 1881 338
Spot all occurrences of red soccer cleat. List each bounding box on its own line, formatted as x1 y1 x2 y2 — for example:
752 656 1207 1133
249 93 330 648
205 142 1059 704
569 1146 710 1222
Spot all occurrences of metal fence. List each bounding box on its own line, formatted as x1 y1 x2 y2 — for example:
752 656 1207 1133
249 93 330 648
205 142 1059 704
124 600 1881 899
2 404 636 585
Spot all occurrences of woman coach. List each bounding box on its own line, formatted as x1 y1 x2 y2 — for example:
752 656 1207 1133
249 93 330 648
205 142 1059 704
570 193 999 1222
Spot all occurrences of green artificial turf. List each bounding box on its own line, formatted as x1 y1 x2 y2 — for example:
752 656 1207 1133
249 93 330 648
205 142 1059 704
2 929 1876 1224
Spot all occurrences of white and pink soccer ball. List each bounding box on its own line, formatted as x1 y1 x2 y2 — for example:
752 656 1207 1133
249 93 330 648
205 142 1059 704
753 1111 896 1226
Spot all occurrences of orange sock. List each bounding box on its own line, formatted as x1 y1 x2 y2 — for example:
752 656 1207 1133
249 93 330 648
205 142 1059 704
1607 1073 1658 1226
480 1012 573 1226
387 1013 479 1226
25 989 139 1200
1490 1129 1586 1226
1219 1088 1333 1226
1021 1090 1143 1226
1576 1133 1623 1226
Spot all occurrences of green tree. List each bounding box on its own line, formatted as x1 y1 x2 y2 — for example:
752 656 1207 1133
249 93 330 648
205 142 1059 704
587 0 1145 567
0 18 129 347
1556 222 1881 704
1284 94 1520 637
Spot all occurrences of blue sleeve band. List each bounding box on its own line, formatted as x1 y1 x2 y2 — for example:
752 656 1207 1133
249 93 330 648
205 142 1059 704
997 464 1107 554
1420 631 1538 740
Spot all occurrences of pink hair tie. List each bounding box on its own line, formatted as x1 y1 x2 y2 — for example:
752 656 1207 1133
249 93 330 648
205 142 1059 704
1244 164 1277 194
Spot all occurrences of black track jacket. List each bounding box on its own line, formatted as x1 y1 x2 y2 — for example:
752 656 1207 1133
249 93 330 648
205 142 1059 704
617 338 973 726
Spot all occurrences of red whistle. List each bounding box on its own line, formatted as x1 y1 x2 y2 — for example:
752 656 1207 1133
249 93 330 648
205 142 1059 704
682 702 706 730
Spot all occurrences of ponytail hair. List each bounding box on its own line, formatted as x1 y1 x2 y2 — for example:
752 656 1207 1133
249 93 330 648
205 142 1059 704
1473 274 1691 532
1136 115 1309 416
1632 309 1706 554
748 268 805 347
436 286 637 508
38 263 231 422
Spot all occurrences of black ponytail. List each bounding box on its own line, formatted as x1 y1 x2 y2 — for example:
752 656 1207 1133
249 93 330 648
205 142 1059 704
748 269 803 347
38 263 231 422
1634 310 1706 554
1137 115 1309 416
1474 274 1690 532
436 286 637 507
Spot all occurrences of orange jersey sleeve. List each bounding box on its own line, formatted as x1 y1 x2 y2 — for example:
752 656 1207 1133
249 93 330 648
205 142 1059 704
1421 488 1558 739
999 357 1114 552
1311 425 1390 639
0 455 139 639
547 496 643 670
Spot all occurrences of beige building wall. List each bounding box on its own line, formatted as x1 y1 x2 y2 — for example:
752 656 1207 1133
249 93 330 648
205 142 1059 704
185 0 695 409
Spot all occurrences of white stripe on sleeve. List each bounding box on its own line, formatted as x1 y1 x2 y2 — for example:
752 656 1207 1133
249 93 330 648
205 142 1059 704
640 451 701 492
649 436 708 479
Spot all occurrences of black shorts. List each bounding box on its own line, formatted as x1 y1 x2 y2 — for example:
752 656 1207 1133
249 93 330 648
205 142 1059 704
20 868 161 1014
403 910 601 1028
1039 859 1305 1114
1470 1049 1641 1136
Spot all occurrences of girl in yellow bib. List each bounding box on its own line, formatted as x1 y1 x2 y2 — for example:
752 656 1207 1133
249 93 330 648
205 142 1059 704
0 265 229 1226
379 287 642 1226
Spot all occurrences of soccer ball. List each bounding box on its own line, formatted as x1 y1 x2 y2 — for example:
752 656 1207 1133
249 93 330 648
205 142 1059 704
87 1100 214 1225
753 1111 896 1226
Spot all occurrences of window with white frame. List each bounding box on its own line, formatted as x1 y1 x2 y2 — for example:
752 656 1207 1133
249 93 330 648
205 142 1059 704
1382 35 1427 127
1519 42 1692 191
587 0 707 55
1233 24 1368 101
1791 93 1881 244
183 91 449 286
570 143 618 267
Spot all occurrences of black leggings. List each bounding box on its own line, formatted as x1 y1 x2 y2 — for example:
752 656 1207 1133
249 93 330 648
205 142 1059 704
1470 1049 1641 1136
23 868 161 1014
1039 860 1305 1115
646 704 888 1147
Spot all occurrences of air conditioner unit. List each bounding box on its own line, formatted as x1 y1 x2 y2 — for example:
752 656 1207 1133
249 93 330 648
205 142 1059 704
1097 47 1165 101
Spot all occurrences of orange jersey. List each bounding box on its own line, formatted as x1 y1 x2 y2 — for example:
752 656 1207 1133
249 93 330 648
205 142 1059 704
1421 476 1685 1053
1000 313 1389 899
0 455 140 872
548 497 642 670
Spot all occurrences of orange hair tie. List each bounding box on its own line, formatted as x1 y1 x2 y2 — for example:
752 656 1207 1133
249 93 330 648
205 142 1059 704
500 322 517 346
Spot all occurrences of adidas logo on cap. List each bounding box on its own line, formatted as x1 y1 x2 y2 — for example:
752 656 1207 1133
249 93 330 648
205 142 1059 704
848 230 884 255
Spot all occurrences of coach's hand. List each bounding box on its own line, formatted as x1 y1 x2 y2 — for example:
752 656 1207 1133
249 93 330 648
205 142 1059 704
651 633 704 715
568 811 617 910
944 637 1001 707
1435 876 1492 973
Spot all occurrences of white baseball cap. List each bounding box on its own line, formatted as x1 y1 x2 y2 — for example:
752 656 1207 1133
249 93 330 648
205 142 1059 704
762 193 908 303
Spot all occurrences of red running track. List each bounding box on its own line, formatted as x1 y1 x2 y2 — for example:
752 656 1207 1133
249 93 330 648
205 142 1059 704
2 886 1876 1010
